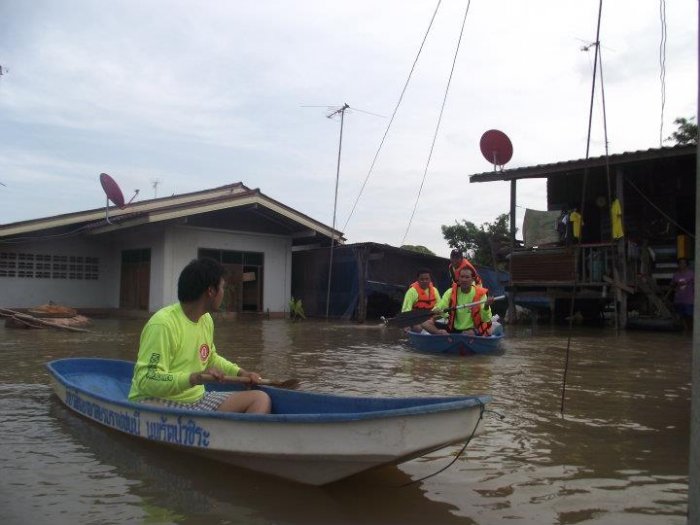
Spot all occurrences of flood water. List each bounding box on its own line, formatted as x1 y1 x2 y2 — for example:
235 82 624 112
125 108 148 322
0 317 691 524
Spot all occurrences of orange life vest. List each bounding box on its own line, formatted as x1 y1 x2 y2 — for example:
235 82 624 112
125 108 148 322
447 284 491 335
449 258 482 285
410 282 437 310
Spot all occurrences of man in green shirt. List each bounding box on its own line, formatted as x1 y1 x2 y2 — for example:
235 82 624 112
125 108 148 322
129 258 271 414
400 268 446 334
433 267 493 334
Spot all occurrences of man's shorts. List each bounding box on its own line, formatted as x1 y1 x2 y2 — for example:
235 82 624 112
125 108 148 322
141 391 231 411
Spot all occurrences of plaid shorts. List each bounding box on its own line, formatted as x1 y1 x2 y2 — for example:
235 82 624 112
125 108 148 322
141 391 231 411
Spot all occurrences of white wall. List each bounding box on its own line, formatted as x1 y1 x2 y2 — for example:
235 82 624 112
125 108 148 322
0 223 293 313
161 225 292 313
0 237 120 308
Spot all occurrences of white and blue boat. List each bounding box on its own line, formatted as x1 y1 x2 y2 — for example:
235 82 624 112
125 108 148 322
46 358 490 485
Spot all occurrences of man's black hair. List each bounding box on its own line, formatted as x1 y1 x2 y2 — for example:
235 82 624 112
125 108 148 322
416 268 432 278
450 249 463 258
178 257 225 302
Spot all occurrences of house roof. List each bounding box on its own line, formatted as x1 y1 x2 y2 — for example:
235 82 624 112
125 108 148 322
0 182 345 246
469 144 696 183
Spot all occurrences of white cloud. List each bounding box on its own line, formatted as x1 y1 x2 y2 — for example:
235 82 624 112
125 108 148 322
0 0 696 254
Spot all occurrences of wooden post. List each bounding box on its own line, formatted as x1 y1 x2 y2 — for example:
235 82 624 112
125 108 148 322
688 20 700 518
354 245 369 323
615 168 627 328
508 179 517 323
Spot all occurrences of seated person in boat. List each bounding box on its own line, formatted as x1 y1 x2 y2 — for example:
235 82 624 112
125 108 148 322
128 257 271 414
448 249 482 286
400 268 446 334
427 267 494 335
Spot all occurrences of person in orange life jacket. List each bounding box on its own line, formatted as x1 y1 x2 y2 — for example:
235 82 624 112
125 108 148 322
428 267 494 335
129 257 271 414
448 249 481 286
400 268 446 334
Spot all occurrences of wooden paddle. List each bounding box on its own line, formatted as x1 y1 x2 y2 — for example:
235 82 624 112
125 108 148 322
200 373 300 389
382 294 506 329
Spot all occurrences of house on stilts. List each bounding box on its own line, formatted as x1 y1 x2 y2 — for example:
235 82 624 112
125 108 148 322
468 144 696 329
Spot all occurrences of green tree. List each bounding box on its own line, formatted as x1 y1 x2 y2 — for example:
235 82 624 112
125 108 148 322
400 244 435 255
441 213 512 268
666 116 698 145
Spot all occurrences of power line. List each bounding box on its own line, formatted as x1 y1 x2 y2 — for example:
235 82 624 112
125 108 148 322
400 0 472 246
658 0 668 146
341 0 443 232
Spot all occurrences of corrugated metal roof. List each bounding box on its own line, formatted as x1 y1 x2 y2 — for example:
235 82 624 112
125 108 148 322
469 144 696 183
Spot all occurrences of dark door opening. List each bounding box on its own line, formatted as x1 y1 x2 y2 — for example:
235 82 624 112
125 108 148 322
120 249 151 310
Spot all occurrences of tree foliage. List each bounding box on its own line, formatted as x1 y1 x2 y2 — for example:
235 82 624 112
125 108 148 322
400 244 435 255
288 297 306 321
441 213 512 268
666 116 698 145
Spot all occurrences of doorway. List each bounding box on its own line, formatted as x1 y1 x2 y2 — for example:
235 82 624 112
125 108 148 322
120 248 151 310
199 249 264 313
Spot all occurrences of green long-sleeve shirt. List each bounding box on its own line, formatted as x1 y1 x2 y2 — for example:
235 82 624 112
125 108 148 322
401 285 441 313
436 285 492 331
128 303 240 403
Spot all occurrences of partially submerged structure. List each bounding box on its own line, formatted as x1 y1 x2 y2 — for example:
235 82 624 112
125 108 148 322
0 183 341 315
292 242 507 322
469 144 696 327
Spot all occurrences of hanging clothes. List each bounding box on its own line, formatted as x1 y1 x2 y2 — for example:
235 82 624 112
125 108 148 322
569 209 583 240
611 198 624 239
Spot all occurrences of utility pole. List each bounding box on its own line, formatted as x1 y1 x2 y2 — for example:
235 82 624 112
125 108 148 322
303 102 382 318
325 103 349 319
688 6 700 522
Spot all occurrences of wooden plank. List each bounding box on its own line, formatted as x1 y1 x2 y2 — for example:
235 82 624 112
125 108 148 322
602 275 635 293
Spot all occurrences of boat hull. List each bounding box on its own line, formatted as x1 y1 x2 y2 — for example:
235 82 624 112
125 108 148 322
406 331 504 355
46 358 490 485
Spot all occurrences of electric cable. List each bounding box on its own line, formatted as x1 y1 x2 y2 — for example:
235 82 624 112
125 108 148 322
400 0 472 246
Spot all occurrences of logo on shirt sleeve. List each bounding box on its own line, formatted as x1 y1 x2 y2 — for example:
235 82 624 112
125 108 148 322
199 344 210 361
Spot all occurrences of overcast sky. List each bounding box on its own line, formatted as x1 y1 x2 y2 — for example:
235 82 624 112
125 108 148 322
0 1 696 256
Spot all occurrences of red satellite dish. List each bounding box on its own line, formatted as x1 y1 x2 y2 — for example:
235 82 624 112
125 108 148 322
100 172 126 209
480 129 513 169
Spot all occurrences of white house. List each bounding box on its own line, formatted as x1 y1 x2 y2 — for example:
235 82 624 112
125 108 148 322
0 182 343 315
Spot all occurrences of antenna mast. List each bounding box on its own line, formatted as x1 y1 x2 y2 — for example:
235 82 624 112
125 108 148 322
151 179 161 198
325 103 349 319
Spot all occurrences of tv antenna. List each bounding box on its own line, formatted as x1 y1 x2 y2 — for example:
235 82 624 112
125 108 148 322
151 178 161 198
99 173 139 224
302 102 384 318
325 103 349 319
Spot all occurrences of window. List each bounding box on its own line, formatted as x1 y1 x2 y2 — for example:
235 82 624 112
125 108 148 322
0 252 99 280
0 252 17 277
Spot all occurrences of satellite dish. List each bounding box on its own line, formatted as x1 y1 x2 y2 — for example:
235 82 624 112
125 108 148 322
99 173 139 224
480 129 513 170
100 172 126 209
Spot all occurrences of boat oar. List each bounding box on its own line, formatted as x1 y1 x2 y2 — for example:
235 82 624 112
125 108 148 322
200 373 300 389
382 294 506 329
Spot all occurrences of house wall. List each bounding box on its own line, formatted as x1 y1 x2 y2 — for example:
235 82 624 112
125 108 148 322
0 224 292 313
0 237 120 308
160 225 292 313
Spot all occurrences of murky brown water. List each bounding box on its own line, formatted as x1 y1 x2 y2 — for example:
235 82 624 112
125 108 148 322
0 317 691 524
